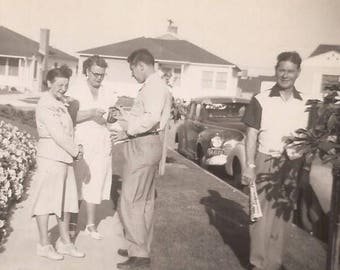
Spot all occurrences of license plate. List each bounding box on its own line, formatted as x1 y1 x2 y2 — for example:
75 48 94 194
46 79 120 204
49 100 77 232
207 148 224 156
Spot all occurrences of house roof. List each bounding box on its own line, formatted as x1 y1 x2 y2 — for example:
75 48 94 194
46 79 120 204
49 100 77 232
78 37 237 67
310 44 340 58
0 26 77 61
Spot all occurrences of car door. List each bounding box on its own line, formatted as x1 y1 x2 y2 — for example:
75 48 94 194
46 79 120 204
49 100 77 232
178 102 196 156
186 102 205 159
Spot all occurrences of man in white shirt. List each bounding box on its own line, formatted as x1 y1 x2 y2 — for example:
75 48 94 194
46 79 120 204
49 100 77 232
242 51 307 270
111 49 171 270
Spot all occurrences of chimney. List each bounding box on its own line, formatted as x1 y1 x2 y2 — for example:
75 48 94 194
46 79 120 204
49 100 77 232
39 28 50 91
39 28 50 56
167 25 178 35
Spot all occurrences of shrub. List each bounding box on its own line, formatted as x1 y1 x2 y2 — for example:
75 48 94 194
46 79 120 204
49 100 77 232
0 120 36 243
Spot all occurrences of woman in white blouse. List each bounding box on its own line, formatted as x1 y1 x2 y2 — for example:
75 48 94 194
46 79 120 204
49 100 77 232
69 55 117 239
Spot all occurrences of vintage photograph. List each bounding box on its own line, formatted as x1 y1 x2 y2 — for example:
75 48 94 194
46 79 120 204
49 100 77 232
0 0 340 269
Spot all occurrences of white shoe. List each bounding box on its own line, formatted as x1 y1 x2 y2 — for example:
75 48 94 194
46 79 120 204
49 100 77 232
84 224 103 240
56 238 85 258
36 244 64 260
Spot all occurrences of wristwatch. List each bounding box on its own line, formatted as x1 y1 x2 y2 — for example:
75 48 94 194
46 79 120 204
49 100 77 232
247 163 256 168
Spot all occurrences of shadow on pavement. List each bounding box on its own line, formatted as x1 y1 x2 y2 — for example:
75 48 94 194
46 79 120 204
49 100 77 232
200 189 250 268
48 174 122 244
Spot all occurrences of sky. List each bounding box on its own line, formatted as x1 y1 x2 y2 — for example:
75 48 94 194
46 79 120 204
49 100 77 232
1 0 340 75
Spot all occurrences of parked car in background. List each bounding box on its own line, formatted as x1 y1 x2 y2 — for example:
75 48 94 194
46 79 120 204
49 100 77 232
297 154 332 242
175 96 249 186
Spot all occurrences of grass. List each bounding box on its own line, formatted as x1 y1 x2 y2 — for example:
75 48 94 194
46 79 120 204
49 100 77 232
0 105 37 138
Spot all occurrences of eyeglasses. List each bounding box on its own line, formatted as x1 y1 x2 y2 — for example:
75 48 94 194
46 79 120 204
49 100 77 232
89 70 106 78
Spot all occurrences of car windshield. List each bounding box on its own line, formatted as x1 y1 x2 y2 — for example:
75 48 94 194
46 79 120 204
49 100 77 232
203 103 247 119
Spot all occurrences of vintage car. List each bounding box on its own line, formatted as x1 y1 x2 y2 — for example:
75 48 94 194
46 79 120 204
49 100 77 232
297 156 332 241
175 96 249 185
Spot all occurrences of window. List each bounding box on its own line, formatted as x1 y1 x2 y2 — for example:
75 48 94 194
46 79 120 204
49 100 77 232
0 57 6 75
321 74 340 92
159 65 181 87
173 68 181 86
8 58 19 76
215 72 228 89
202 71 213 88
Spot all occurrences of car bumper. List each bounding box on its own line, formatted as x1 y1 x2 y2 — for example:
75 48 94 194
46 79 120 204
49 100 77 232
206 154 227 166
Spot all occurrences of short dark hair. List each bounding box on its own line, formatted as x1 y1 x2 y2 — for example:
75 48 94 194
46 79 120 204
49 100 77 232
127 49 155 66
275 51 302 69
82 55 108 75
46 65 72 83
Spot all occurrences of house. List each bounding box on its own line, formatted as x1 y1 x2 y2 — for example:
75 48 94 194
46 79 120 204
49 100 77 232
0 26 78 92
295 44 340 99
238 75 276 99
77 27 240 99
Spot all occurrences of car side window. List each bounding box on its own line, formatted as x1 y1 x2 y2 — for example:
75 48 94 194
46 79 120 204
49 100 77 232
188 102 196 120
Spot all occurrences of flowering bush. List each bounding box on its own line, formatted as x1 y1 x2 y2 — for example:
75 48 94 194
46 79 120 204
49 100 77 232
0 120 36 243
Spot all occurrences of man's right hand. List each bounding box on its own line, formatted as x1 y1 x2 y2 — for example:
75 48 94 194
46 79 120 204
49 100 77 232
242 166 256 185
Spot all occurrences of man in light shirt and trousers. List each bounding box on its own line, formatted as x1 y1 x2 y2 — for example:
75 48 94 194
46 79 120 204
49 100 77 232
111 49 171 270
242 51 307 270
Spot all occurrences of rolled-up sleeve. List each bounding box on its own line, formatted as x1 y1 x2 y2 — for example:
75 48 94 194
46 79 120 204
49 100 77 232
127 80 166 135
38 105 79 157
242 96 262 130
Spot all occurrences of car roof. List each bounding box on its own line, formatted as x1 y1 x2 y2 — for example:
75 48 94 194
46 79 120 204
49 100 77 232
191 96 250 104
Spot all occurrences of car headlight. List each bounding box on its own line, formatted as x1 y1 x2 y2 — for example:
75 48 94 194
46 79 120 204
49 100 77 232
211 134 223 148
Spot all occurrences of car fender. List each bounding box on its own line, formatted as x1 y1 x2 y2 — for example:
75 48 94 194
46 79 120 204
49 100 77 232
309 155 332 214
225 142 246 176
196 128 221 155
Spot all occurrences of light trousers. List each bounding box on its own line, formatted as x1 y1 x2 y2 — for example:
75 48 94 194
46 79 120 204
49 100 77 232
250 152 303 270
119 134 162 257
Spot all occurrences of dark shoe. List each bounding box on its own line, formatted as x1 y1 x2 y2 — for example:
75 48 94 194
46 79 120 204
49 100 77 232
117 248 128 257
117 257 151 269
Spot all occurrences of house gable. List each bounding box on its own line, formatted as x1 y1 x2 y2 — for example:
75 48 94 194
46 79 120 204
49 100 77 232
303 50 340 68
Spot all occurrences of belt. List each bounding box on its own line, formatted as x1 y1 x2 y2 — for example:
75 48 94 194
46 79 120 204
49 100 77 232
127 129 160 139
113 129 161 145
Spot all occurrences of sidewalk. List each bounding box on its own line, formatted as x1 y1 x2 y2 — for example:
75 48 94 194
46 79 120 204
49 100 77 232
0 146 327 270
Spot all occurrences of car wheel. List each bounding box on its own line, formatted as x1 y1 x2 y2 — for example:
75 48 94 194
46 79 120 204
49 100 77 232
232 158 242 187
174 133 179 151
177 133 185 155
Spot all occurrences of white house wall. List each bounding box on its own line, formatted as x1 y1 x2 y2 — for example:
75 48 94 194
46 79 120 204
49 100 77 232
180 64 238 99
78 55 238 100
295 51 340 100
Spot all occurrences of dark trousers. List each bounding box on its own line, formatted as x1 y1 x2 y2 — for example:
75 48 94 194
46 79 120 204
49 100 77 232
118 134 162 257
250 152 303 270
